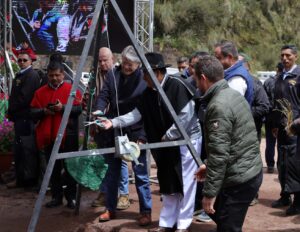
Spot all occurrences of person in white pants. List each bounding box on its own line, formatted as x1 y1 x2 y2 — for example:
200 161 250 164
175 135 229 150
99 52 203 232
159 138 201 230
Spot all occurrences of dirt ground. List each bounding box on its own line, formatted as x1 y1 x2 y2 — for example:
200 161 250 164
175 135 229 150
1 139 300 232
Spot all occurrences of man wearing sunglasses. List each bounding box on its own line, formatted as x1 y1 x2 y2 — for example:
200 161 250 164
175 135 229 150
7 52 41 188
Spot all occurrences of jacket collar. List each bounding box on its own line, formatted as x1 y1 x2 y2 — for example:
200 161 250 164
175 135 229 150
19 65 32 74
224 60 244 76
200 79 228 104
281 65 300 80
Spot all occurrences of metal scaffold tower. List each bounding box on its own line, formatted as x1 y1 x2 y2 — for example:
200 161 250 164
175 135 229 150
0 0 14 119
134 0 154 52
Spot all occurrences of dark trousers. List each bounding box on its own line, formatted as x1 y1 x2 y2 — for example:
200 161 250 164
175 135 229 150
277 130 297 198
209 171 263 232
194 182 204 211
294 192 300 207
265 121 276 168
41 145 76 201
14 119 38 187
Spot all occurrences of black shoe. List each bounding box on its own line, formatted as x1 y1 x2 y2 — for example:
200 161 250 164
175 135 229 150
286 204 300 216
66 199 76 209
271 197 291 208
267 167 274 173
45 198 63 208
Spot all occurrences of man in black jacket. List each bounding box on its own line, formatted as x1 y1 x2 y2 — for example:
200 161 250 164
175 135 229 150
238 53 270 143
263 63 283 173
7 52 41 188
271 45 300 216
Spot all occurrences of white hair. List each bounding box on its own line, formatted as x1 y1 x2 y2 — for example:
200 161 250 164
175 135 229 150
121 45 140 63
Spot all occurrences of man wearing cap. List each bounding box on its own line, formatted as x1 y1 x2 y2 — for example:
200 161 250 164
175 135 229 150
100 52 202 232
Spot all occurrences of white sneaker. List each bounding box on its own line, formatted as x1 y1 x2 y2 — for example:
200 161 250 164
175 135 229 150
194 209 212 223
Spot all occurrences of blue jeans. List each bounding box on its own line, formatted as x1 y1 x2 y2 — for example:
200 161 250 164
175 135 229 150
100 159 129 195
104 150 152 213
119 160 129 195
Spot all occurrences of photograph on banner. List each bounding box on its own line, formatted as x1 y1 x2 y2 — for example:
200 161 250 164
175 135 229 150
12 0 97 55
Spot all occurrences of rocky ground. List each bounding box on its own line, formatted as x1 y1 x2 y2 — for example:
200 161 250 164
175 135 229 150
1 139 300 232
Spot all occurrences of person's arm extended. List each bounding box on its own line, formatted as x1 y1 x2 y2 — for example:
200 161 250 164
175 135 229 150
100 108 142 129
111 108 142 128
163 100 196 140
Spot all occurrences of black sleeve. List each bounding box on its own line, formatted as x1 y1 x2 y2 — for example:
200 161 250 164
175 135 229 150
291 118 300 134
95 71 113 112
9 71 41 113
69 105 82 117
60 105 82 117
30 108 45 122
251 80 271 119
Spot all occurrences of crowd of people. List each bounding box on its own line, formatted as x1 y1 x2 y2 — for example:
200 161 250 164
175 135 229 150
3 39 300 232
13 0 95 53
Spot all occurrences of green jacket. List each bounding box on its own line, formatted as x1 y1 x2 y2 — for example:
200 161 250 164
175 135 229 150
201 79 262 197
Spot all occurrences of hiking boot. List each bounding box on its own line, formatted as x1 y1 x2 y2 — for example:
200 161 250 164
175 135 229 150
91 192 106 207
116 194 130 210
271 196 291 208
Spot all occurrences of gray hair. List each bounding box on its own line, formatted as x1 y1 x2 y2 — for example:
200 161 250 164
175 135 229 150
215 40 239 60
177 56 188 64
121 45 141 63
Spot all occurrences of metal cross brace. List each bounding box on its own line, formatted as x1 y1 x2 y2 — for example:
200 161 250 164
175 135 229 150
55 140 190 159
27 0 203 231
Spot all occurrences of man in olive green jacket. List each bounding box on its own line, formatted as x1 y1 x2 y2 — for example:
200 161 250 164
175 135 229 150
195 55 263 232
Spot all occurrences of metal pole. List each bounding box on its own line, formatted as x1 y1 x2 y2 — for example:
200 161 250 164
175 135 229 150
4 0 7 57
149 0 154 52
27 0 104 231
110 0 203 167
9 0 12 56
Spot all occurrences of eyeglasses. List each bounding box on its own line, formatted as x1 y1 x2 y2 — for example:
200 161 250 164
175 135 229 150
17 59 29 63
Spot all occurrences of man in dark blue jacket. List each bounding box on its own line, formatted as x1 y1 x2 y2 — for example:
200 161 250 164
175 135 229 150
7 52 41 188
96 45 152 226
271 45 300 216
